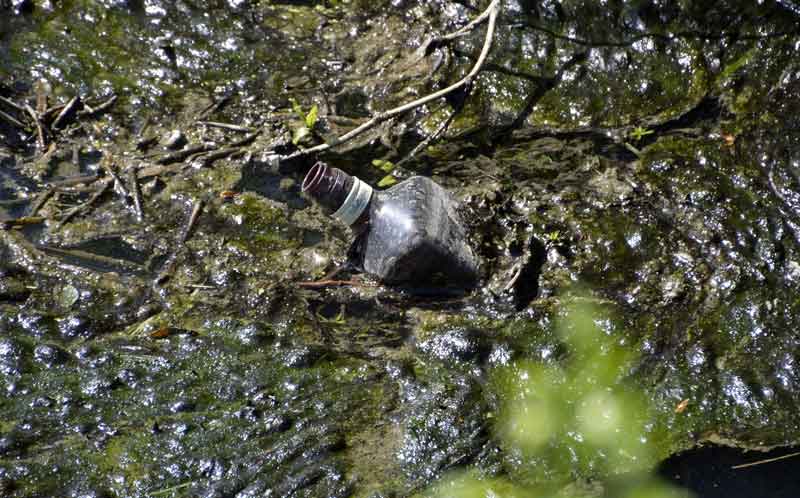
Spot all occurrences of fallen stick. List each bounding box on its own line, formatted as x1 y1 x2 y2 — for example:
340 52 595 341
732 451 800 470
155 198 205 284
198 121 254 133
56 178 113 229
197 95 231 120
0 109 27 129
77 94 117 117
43 103 66 120
47 173 100 188
28 188 55 217
179 199 204 244
23 103 46 150
156 144 215 165
39 245 144 273
0 96 26 113
106 166 131 199
422 0 500 49
128 166 144 221
135 163 185 179
273 0 500 162
200 146 244 166
52 96 82 129
297 279 376 289
1 216 45 230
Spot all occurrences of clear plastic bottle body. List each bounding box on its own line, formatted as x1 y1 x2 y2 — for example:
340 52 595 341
302 163 479 290
353 176 479 288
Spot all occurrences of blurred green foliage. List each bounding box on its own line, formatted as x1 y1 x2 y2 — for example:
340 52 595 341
425 293 688 498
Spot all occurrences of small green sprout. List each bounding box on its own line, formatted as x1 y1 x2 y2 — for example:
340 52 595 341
372 159 398 188
630 126 654 141
289 98 319 145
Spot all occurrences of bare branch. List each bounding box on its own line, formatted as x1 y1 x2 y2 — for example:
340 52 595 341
275 0 501 163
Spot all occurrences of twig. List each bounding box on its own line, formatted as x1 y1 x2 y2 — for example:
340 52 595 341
197 94 230 120
128 166 144 221
0 96 26 113
23 104 46 150
47 173 100 188
135 163 185 180
198 121 254 133
34 80 50 113
77 94 117 117
200 146 244 166
185 283 217 290
179 199 204 244
503 262 524 292
106 166 138 220
395 100 464 168
424 0 500 48
38 245 144 273
28 188 55 217
157 144 215 165
296 279 376 289
52 96 82 130
56 178 113 229
1 217 45 230
732 451 800 470
274 0 500 162
0 109 27 129
137 116 152 138
42 103 66 120
155 199 205 284
150 482 192 497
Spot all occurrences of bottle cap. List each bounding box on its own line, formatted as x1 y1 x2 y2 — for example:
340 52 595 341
302 162 373 226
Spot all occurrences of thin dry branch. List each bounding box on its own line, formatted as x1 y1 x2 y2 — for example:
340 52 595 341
423 0 500 50
23 104 46 150
732 451 800 470
274 0 501 162
28 188 55 217
56 178 113 229
128 166 144 221
52 96 81 129
198 121 254 133
0 96 26 114
77 94 117 117
155 198 205 284
296 279 376 289
396 107 461 168
179 199 204 244
0 109 27 130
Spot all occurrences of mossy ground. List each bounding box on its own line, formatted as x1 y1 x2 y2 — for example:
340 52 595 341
1 1 800 497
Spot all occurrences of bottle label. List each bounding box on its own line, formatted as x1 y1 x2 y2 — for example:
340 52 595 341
332 176 373 226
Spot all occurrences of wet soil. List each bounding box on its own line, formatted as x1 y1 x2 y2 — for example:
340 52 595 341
2 1 800 497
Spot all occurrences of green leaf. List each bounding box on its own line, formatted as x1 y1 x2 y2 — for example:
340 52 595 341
289 97 305 121
377 174 398 188
629 126 654 141
305 105 318 128
371 159 396 172
292 125 310 145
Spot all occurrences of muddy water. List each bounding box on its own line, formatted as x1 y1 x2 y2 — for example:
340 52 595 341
1 1 800 497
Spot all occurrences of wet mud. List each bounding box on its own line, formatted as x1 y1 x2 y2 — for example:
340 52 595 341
2 1 800 497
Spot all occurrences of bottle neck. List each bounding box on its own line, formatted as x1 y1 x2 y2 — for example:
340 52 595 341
302 162 374 227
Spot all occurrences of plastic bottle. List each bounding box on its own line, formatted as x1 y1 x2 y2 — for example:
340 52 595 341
302 162 479 290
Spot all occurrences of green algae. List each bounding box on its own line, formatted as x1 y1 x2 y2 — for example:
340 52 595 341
2 0 800 497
